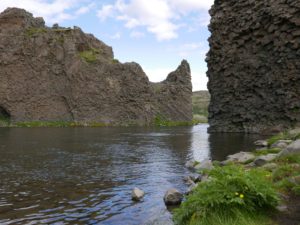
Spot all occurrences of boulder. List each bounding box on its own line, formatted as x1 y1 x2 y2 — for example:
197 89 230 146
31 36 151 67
163 188 183 206
183 176 196 186
262 163 278 171
280 140 300 155
254 140 268 147
271 140 292 149
224 152 256 164
194 159 214 170
185 160 196 169
131 187 145 201
254 154 278 166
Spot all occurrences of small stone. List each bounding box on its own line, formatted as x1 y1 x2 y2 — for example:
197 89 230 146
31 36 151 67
131 187 145 201
276 205 288 213
254 140 268 147
190 174 202 183
163 188 183 206
194 159 214 171
183 176 196 186
185 160 196 169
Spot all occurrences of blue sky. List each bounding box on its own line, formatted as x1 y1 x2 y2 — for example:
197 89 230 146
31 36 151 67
0 0 214 90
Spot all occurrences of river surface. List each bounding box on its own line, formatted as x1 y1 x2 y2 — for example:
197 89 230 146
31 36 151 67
0 124 263 225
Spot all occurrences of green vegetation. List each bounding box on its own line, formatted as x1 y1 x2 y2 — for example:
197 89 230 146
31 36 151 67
272 154 300 194
192 91 210 124
267 130 300 146
253 148 281 156
11 121 108 128
174 165 279 225
79 48 102 63
154 115 196 127
0 115 10 127
174 128 300 225
25 27 47 37
111 59 120 64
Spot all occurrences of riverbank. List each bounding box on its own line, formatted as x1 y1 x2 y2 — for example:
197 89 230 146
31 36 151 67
0 118 202 128
174 128 300 225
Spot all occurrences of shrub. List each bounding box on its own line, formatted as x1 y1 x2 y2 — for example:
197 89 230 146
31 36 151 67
173 165 279 225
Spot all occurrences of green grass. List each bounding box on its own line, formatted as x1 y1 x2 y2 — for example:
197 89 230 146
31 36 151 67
25 27 47 37
267 130 300 146
12 121 108 128
254 148 282 156
154 115 195 127
192 91 210 119
272 154 300 194
173 165 279 225
79 48 102 63
0 115 10 127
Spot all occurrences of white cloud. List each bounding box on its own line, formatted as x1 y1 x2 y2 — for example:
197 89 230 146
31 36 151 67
110 32 121 40
75 3 95 16
0 0 92 24
97 4 114 21
97 0 214 41
130 31 145 39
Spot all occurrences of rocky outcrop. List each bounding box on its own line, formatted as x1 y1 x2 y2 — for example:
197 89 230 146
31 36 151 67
0 8 192 125
207 0 300 133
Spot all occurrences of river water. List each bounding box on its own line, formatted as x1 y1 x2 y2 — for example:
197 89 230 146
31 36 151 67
0 124 262 224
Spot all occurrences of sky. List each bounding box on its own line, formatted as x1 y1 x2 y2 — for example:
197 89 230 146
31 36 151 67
0 0 214 91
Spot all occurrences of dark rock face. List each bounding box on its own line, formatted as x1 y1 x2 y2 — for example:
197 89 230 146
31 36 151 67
207 0 300 133
0 8 192 125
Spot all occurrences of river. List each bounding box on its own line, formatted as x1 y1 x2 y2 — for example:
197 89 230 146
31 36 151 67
0 124 262 224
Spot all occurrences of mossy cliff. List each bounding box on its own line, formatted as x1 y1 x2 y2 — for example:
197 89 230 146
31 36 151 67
0 8 192 126
207 0 300 133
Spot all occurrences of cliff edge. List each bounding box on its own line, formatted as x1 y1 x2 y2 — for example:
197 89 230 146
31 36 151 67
0 8 192 126
207 0 300 133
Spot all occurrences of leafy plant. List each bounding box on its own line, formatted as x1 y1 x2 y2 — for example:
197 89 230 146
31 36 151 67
173 165 279 225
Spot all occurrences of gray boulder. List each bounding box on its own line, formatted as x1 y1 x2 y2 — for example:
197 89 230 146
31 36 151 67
280 139 300 155
271 140 292 149
185 160 196 169
262 163 278 171
163 188 183 206
194 159 214 170
254 140 268 147
224 152 255 164
131 187 145 201
254 154 278 166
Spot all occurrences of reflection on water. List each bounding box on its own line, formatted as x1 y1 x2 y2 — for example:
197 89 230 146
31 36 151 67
0 124 263 224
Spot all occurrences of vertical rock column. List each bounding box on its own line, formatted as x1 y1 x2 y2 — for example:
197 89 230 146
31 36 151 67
207 0 300 133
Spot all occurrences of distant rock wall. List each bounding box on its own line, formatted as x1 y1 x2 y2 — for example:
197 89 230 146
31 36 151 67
0 8 192 125
207 0 300 133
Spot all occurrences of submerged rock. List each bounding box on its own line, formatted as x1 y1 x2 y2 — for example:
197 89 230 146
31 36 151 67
194 159 214 171
131 188 145 201
163 188 183 206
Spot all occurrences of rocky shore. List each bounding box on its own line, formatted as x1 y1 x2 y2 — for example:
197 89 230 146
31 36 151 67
173 128 300 224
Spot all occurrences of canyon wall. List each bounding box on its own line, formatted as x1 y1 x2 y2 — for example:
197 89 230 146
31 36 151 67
207 0 300 133
0 8 192 125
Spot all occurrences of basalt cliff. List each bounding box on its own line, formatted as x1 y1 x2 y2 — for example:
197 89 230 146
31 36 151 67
207 0 300 133
0 8 192 126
